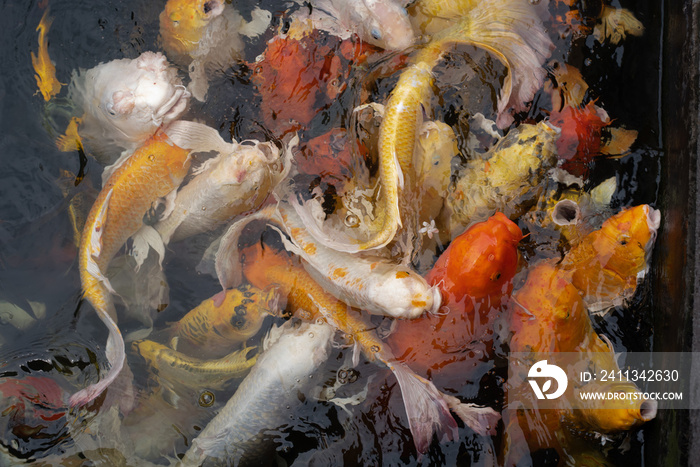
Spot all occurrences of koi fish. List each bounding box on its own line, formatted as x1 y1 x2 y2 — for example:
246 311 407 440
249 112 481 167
171 285 275 358
67 52 190 165
387 213 521 380
561 204 660 313
159 0 271 101
31 9 63 101
295 1 553 252
152 120 289 244
180 321 334 465
274 200 441 319
239 242 499 453
71 132 191 407
132 339 258 391
292 0 415 50
442 122 560 241
506 260 656 460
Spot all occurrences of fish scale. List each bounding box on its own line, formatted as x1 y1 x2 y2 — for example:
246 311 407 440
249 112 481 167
71 133 191 407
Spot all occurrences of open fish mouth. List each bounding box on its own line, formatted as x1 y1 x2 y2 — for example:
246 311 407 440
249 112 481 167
153 85 191 125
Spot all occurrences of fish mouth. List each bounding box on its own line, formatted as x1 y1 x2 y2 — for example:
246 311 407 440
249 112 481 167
203 0 225 18
154 85 191 125
647 206 661 231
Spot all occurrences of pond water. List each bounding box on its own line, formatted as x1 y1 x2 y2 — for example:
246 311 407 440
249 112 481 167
0 0 671 465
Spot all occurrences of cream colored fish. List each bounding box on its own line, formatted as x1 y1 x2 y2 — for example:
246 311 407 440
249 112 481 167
31 9 63 101
153 120 290 243
133 339 257 391
71 132 191 407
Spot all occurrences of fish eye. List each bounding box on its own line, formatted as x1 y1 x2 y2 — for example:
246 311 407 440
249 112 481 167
491 272 502 281
371 28 382 40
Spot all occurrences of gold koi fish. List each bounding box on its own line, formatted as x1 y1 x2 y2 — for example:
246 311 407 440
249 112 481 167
133 339 257 391
172 285 275 358
71 132 191 407
31 9 63 101
441 121 560 241
295 0 553 252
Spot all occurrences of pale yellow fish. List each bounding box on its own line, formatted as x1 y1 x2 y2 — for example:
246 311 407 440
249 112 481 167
71 132 191 407
31 9 63 101
133 339 257 391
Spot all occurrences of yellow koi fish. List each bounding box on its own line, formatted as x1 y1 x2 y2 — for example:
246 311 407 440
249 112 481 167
31 9 63 101
295 0 553 252
132 339 257 391
71 132 191 407
172 285 275 358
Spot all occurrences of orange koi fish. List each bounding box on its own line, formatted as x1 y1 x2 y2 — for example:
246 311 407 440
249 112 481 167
388 213 522 381
171 285 275 358
239 242 468 454
71 132 191 406
159 0 226 59
31 9 63 101
561 204 660 313
505 233 658 461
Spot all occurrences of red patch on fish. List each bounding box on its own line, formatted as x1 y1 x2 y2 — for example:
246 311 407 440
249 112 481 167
549 101 609 176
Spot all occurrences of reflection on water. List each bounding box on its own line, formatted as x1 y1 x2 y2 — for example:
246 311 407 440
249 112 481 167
0 0 664 465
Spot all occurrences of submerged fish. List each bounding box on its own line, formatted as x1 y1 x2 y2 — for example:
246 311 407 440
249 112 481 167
159 0 271 100
67 52 190 164
441 122 560 241
132 339 257 391
153 120 289 244
171 285 275 358
292 0 415 50
388 213 522 380
180 320 334 465
238 242 499 453
31 9 63 101
71 132 191 407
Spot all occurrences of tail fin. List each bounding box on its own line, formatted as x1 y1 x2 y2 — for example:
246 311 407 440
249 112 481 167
448 0 554 127
69 301 125 407
441 394 500 436
390 361 458 453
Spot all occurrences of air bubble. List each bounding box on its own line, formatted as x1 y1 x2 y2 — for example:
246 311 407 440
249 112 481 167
345 214 360 228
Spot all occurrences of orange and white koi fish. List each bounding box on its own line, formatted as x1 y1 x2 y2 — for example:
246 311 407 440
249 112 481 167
31 9 63 101
71 132 191 407
239 242 499 453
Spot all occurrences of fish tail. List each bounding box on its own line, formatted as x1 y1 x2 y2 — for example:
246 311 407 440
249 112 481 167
69 287 125 407
389 361 458 453
435 0 553 127
441 394 500 436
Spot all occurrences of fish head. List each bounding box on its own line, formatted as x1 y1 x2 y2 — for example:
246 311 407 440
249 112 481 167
575 381 657 432
217 285 273 339
374 269 439 319
159 0 225 57
431 212 522 302
84 52 190 148
356 0 415 50
592 204 660 277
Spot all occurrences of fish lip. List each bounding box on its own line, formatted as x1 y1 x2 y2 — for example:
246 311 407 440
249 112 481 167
154 85 191 124
647 206 661 232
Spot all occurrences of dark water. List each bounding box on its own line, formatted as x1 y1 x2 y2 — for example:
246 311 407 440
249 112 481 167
0 0 671 465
